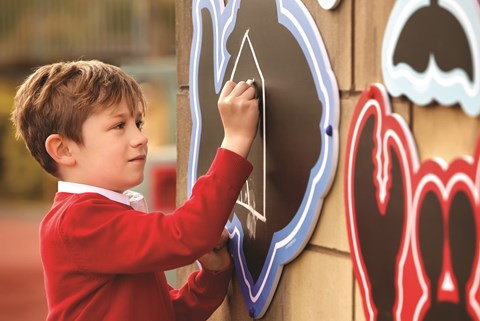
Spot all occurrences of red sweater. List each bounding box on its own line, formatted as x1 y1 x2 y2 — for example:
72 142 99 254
40 149 252 321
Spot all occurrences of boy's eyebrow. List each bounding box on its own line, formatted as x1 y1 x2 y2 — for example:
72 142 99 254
107 112 128 122
109 110 143 119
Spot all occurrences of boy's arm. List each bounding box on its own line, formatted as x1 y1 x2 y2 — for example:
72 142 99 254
218 80 259 158
197 228 232 272
168 264 233 321
55 148 251 273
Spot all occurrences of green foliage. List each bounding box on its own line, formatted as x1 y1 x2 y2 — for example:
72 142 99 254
0 80 48 200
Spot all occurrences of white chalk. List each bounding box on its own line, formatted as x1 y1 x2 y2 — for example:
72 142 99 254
246 78 255 86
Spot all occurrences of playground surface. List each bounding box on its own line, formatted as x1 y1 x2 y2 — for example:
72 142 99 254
0 201 49 321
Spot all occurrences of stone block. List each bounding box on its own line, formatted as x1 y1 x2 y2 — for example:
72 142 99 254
354 0 395 91
303 0 352 91
412 104 480 163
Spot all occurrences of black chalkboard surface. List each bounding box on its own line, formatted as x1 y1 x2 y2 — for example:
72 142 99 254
188 0 339 317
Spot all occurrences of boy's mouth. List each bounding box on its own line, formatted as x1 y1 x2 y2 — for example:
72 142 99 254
128 155 146 162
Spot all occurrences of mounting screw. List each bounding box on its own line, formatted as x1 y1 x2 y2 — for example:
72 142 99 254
325 124 333 136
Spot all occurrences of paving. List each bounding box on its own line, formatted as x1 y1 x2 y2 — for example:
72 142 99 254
0 201 50 321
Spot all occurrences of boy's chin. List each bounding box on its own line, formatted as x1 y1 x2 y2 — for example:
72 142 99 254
112 177 144 193
128 176 145 190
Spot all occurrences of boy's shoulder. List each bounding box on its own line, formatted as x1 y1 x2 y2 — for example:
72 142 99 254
43 192 129 231
52 192 118 211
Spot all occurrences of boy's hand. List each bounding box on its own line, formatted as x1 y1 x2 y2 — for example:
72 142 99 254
198 229 232 272
218 80 259 158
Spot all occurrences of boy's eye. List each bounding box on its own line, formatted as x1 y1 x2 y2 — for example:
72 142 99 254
113 122 125 129
136 120 144 129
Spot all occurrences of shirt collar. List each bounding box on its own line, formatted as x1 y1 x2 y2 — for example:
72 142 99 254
58 181 131 206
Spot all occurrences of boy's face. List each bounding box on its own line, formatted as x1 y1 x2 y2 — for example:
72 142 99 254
68 99 148 192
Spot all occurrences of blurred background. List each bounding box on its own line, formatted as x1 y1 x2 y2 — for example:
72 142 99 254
0 0 177 319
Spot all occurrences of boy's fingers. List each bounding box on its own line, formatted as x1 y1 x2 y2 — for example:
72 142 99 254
213 229 230 251
239 85 257 100
220 79 255 99
229 81 252 98
219 80 236 99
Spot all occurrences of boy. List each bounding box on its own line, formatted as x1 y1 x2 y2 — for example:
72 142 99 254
11 60 259 321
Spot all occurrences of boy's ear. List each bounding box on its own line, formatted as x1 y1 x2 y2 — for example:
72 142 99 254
45 134 76 167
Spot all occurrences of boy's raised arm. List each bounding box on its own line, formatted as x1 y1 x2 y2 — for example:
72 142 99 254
218 80 259 158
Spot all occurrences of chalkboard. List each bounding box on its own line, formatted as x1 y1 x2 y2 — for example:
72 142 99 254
382 0 480 116
345 84 480 321
188 0 339 317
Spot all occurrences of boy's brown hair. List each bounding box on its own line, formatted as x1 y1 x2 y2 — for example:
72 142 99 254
11 60 147 177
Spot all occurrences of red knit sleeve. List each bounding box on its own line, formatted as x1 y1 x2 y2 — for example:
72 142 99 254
57 148 252 274
169 264 233 321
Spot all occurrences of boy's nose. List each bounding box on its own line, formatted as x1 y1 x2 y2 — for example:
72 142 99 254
131 128 148 147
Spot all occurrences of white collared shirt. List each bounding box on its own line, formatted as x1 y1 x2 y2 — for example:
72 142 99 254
58 181 148 212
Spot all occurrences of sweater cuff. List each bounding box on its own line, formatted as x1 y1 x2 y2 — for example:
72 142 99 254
207 148 253 192
195 263 234 293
